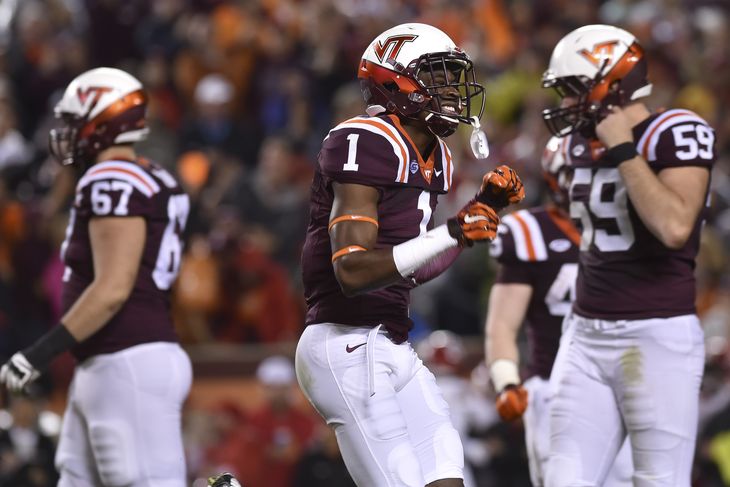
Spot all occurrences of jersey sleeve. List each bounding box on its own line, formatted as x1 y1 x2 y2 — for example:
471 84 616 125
490 220 533 284
639 109 716 170
319 119 407 187
74 161 162 219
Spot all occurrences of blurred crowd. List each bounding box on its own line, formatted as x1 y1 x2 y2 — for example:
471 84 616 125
0 0 729 485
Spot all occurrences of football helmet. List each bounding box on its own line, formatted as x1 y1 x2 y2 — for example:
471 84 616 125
541 24 652 138
541 136 571 209
358 23 485 138
416 330 465 374
49 67 149 166
208 472 242 487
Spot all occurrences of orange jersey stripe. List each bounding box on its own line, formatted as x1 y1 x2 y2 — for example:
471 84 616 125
640 110 692 160
86 166 155 193
328 215 379 232
331 245 367 262
511 212 537 261
443 143 452 189
547 206 580 246
345 117 409 182
388 115 426 166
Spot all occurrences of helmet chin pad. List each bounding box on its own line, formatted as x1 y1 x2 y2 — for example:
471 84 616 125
424 112 458 137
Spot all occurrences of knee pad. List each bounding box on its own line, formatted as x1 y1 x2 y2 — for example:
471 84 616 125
387 442 423 487
89 422 139 486
545 454 597 487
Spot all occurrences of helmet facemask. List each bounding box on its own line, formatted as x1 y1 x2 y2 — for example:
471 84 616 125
542 72 603 138
48 115 83 166
415 52 485 137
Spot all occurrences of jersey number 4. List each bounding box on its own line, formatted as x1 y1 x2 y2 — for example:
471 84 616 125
545 263 578 317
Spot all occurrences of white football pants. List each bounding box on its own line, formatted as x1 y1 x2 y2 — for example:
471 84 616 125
56 342 192 487
295 323 464 487
546 313 704 487
524 375 633 486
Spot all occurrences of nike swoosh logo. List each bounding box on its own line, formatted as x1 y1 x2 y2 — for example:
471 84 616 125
463 214 488 224
346 342 367 353
434 169 443 177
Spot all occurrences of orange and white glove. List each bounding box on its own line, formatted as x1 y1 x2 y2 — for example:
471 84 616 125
495 384 528 421
447 200 500 247
476 164 525 211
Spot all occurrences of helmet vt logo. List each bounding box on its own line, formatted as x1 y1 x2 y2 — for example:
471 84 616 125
374 34 418 63
76 86 113 110
578 40 619 67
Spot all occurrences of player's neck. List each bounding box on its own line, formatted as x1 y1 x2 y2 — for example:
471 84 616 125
399 118 437 158
95 145 137 164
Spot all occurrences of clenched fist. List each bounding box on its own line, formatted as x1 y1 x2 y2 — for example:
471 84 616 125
476 165 525 211
495 384 528 421
447 201 500 247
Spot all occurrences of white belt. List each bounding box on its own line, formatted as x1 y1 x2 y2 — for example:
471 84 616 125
366 324 382 397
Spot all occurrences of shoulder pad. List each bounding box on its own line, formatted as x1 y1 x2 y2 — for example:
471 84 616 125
499 209 549 262
636 109 715 167
320 116 411 186
76 161 160 217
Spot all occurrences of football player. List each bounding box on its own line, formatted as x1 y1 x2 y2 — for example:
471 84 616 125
295 23 524 487
485 136 632 486
540 25 715 486
0 68 192 486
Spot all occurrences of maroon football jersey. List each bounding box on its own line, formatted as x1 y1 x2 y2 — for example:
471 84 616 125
301 114 455 343
60 158 189 361
490 206 580 379
565 109 715 319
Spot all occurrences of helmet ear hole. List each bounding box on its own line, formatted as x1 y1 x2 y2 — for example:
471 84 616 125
383 82 398 93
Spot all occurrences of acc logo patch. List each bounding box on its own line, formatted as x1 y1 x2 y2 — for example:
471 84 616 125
572 144 586 157
409 160 419 174
549 238 572 252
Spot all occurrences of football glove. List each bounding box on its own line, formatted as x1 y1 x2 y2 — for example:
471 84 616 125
495 384 528 421
208 473 242 487
0 352 41 393
476 164 525 211
447 201 500 247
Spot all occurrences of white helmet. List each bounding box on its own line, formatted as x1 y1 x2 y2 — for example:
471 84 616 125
358 23 485 137
49 67 149 166
542 24 652 137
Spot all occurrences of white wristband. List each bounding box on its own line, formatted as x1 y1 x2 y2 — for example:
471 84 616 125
489 359 520 392
391 224 459 277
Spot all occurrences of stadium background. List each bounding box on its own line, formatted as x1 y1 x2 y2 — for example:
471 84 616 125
0 0 728 485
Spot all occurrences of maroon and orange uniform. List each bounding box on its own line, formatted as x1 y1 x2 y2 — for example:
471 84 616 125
565 108 715 319
301 114 455 343
490 206 580 379
60 159 189 361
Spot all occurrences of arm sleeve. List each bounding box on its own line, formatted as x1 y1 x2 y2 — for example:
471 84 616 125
409 247 462 286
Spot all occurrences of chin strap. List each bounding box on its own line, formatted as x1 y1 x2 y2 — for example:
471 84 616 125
424 112 458 137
